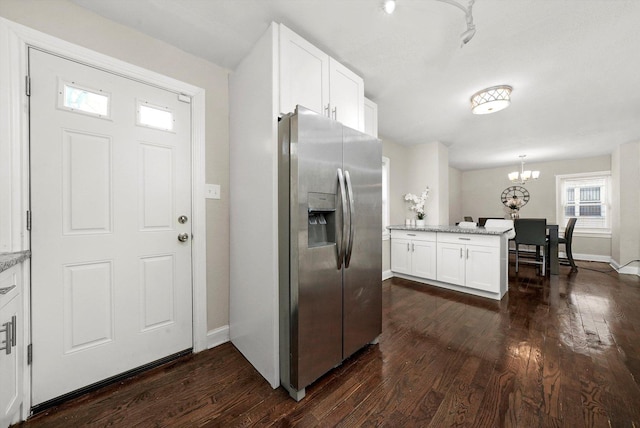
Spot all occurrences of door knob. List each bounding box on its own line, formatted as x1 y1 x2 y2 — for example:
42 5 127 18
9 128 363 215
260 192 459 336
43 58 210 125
178 233 189 242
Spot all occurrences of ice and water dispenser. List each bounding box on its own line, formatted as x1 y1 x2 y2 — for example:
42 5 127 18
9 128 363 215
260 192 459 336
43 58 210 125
307 192 336 248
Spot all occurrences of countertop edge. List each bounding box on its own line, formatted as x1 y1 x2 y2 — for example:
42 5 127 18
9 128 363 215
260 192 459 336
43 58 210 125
387 225 512 236
0 250 31 274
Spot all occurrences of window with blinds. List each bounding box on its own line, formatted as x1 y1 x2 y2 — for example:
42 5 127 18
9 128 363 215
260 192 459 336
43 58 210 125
556 172 611 233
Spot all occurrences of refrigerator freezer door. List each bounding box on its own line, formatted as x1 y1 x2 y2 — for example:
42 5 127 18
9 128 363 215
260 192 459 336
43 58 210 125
289 106 344 390
342 127 383 358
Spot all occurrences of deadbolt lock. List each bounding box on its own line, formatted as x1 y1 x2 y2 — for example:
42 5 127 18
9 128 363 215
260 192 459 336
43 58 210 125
178 215 188 224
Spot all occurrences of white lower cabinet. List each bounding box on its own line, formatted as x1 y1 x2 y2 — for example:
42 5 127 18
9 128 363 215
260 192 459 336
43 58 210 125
390 231 436 280
436 241 499 292
0 264 23 428
436 233 501 293
390 230 507 300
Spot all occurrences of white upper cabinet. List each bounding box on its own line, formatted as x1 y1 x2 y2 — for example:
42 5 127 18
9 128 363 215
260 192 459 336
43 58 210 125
279 25 329 118
364 97 378 137
328 58 364 131
279 24 364 132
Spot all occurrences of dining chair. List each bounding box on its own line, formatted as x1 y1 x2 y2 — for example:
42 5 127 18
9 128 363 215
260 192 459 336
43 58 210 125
478 217 504 227
484 219 515 239
559 217 578 272
458 221 477 228
514 218 548 275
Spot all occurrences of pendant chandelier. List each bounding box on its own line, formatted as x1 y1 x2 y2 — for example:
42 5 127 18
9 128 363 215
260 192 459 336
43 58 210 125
508 155 540 184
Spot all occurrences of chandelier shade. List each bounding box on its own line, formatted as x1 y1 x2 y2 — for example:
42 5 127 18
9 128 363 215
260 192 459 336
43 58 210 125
471 85 512 115
509 155 539 184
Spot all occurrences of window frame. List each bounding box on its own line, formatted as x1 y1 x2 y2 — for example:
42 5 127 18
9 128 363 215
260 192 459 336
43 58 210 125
555 171 611 236
382 156 390 240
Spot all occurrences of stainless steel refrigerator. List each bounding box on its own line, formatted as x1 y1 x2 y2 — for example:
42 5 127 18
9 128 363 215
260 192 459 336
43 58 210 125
278 106 382 401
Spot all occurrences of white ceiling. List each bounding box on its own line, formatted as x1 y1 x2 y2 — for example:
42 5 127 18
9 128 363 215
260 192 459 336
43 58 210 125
72 0 640 171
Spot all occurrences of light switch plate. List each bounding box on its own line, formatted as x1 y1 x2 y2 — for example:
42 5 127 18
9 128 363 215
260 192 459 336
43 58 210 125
205 184 221 200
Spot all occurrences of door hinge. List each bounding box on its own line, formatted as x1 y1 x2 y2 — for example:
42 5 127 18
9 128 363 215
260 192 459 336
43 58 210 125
26 76 31 97
27 344 32 365
177 93 191 103
26 210 32 231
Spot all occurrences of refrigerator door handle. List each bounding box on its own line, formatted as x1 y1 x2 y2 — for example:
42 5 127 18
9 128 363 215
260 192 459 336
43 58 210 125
344 170 355 268
337 168 348 269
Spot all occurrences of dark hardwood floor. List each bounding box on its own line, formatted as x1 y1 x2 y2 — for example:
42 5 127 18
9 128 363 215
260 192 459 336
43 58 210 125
18 261 640 427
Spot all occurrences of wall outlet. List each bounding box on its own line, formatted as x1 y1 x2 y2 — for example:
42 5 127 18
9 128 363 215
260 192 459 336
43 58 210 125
205 184 221 200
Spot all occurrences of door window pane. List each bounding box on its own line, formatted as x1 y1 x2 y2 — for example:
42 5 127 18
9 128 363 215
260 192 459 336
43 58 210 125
61 83 110 118
137 102 174 131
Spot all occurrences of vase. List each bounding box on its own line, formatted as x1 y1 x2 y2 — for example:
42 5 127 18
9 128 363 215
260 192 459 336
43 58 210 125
510 211 520 219
415 219 426 227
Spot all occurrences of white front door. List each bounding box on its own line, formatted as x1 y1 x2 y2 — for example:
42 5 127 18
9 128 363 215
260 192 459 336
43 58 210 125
29 49 193 406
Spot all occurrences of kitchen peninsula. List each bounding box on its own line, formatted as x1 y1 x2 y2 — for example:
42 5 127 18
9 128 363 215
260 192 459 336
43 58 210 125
388 225 512 300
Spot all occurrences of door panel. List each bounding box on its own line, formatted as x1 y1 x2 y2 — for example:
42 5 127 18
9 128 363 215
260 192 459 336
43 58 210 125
342 127 382 358
329 58 365 132
390 238 411 274
437 243 465 286
412 241 437 280
30 49 192 405
279 25 330 117
62 130 112 234
290 106 344 389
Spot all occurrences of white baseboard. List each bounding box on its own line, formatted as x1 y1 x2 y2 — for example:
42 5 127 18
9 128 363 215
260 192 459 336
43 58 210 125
382 270 393 281
206 325 230 349
560 252 611 263
610 260 640 276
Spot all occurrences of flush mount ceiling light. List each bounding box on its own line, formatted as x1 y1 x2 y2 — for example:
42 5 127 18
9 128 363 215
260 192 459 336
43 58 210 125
470 85 513 115
508 155 540 184
383 0 396 14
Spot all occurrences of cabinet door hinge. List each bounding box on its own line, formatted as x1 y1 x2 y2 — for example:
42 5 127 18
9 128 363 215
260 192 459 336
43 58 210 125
26 210 32 231
27 344 33 365
26 76 31 97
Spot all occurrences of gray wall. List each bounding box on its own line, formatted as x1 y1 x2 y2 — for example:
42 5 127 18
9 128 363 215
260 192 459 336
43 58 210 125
459 155 612 258
449 167 463 223
382 138 410 225
383 138 619 262
0 0 231 331
611 141 640 270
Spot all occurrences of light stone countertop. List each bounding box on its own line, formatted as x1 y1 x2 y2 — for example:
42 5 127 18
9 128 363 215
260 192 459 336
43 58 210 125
387 225 512 236
0 250 31 274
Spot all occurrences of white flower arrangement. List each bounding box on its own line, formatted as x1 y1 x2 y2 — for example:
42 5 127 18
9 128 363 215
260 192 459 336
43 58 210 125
507 195 523 211
404 187 430 220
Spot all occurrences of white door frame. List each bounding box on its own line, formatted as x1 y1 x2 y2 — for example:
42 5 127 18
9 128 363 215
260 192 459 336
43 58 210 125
0 17 208 418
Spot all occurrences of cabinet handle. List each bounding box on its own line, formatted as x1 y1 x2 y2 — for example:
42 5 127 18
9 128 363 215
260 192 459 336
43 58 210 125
332 106 337 120
0 284 16 295
412 243 414 252
407 243 410 252
460 248 463 258
467 249 469 259
458 237 471 241
0 320 11 355
325 104 331 118
407 234 416 236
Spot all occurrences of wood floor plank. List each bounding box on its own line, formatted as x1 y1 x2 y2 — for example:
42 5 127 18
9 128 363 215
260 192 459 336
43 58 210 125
16 262 640 427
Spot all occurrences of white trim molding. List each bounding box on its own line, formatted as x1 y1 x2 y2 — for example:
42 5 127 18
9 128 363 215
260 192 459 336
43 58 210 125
207 325 230 349
0 17 208 418
382 270 394 281
610 260 640 276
